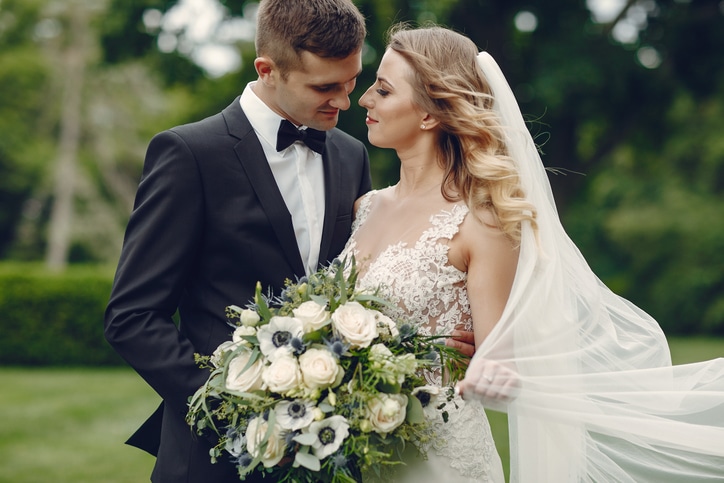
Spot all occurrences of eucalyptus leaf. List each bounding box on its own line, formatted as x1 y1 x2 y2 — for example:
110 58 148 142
406 393 425 424
318 402 335 413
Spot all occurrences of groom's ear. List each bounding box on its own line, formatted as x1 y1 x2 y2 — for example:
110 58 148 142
254 56 278 86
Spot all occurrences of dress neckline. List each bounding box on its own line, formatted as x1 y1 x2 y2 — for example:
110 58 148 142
348 189 469 281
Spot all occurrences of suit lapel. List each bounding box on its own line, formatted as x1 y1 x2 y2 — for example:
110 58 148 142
223 99 306 276
318 134 341 266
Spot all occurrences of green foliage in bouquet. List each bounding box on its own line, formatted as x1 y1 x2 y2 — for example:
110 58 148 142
186 257 469 482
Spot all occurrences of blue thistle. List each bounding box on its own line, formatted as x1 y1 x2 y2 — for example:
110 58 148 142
290 336 307 355
331 451 348 469
324 336 349 358
235 452 253 468
398 323 417 341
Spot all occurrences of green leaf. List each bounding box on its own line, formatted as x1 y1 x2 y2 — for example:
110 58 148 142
335 262 347 304
254 282 272 321
294 451 321 471
309 294 329 306
375 380 401 394
406 393 425 425
318 402 335 413
240 335 259 345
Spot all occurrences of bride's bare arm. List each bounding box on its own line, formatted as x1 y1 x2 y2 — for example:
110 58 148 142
451 209 520 401
456 209 518 348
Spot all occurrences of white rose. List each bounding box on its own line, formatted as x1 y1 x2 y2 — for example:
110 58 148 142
369 343 393 359
293 300 331 333
240 309 261 327
396 353 418 376
331 301 378 348
262 353 302 394
366 393 408 434
210 340 236 367
232 326 257 346
225 349 265 393
376 313 399 340
245 416 286 468
298 347 341 390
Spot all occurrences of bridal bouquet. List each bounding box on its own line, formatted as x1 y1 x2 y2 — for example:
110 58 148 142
186 257 467 482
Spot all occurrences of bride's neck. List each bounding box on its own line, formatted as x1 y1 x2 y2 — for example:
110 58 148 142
395 157 444 199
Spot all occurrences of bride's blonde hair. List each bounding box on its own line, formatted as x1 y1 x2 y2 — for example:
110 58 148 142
387 25 537 244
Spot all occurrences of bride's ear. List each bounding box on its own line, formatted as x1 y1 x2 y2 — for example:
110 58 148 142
419 113 440 131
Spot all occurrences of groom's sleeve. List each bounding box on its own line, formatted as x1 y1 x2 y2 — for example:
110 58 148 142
104 129 209 414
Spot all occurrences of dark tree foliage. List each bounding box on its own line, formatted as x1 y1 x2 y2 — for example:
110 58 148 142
1 0 720 333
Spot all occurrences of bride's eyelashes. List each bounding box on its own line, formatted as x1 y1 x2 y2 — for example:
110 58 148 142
376 88 390 97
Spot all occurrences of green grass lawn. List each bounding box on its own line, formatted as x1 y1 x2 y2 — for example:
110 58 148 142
0 367 158 483
0 337 721 483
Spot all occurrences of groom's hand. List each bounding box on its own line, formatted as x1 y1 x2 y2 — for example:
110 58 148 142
446 327 476 358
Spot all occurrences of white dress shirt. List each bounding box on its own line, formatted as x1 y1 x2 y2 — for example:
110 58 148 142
239 83 326 275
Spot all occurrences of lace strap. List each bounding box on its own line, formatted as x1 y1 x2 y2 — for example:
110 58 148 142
418 204 470 246
350 190 377 233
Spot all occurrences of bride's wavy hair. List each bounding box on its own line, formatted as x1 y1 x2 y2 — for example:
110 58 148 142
387 25 537 244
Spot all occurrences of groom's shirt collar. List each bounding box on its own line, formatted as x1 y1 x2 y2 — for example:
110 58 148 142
239 82 284 147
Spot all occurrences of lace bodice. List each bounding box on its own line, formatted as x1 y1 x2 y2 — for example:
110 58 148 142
341 190 472 349
340 190 503 482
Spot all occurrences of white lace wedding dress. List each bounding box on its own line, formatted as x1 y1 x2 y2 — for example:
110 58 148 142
339 189 505 483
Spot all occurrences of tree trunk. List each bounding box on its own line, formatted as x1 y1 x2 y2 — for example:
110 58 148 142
45 4 89 271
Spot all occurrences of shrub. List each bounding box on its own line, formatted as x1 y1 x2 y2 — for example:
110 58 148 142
0 263 124 366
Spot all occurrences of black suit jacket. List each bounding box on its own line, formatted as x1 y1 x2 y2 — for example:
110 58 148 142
104 97 371 482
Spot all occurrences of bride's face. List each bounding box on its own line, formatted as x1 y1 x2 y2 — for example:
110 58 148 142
358 49 426 150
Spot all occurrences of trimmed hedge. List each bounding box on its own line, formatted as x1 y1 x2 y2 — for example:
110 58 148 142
0 263 125 366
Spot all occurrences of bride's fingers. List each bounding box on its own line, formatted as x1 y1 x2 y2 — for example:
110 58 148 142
456 362 520 403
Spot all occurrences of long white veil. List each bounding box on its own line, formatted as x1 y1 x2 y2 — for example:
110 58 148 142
472 52 724 482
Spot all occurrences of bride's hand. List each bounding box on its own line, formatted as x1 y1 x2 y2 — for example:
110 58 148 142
455 357 520 403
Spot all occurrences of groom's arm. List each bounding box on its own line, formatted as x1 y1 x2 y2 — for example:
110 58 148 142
104 129 209 412
447 327 476 358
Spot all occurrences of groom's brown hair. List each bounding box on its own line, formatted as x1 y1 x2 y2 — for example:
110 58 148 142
255 0 366 77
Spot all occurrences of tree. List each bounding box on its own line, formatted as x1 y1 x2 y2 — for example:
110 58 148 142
0 0 721 332
2 0 198 266
0 0 53 259
44 1 94 270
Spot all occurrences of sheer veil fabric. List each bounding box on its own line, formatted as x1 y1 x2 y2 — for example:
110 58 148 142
472 52 724 482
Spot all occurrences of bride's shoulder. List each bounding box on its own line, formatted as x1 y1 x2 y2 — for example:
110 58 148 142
354 186 395 210
447 204 517 275
352 188 385 221
457 205 514 251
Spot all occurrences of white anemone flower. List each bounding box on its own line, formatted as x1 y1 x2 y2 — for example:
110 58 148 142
306 415 350 459
412 385 443 417
256 316 303 360
275 399 316 431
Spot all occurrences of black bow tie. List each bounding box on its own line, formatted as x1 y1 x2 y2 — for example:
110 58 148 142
276 119 326 154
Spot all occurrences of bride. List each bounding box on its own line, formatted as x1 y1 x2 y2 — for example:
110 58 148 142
343 24 724 482
339 24 527 482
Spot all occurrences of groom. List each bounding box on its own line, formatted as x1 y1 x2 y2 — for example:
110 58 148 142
105 1 476 481
104 1 369 481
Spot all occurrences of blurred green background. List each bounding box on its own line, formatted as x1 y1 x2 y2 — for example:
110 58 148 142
0 0 722 481
1 0 723 334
